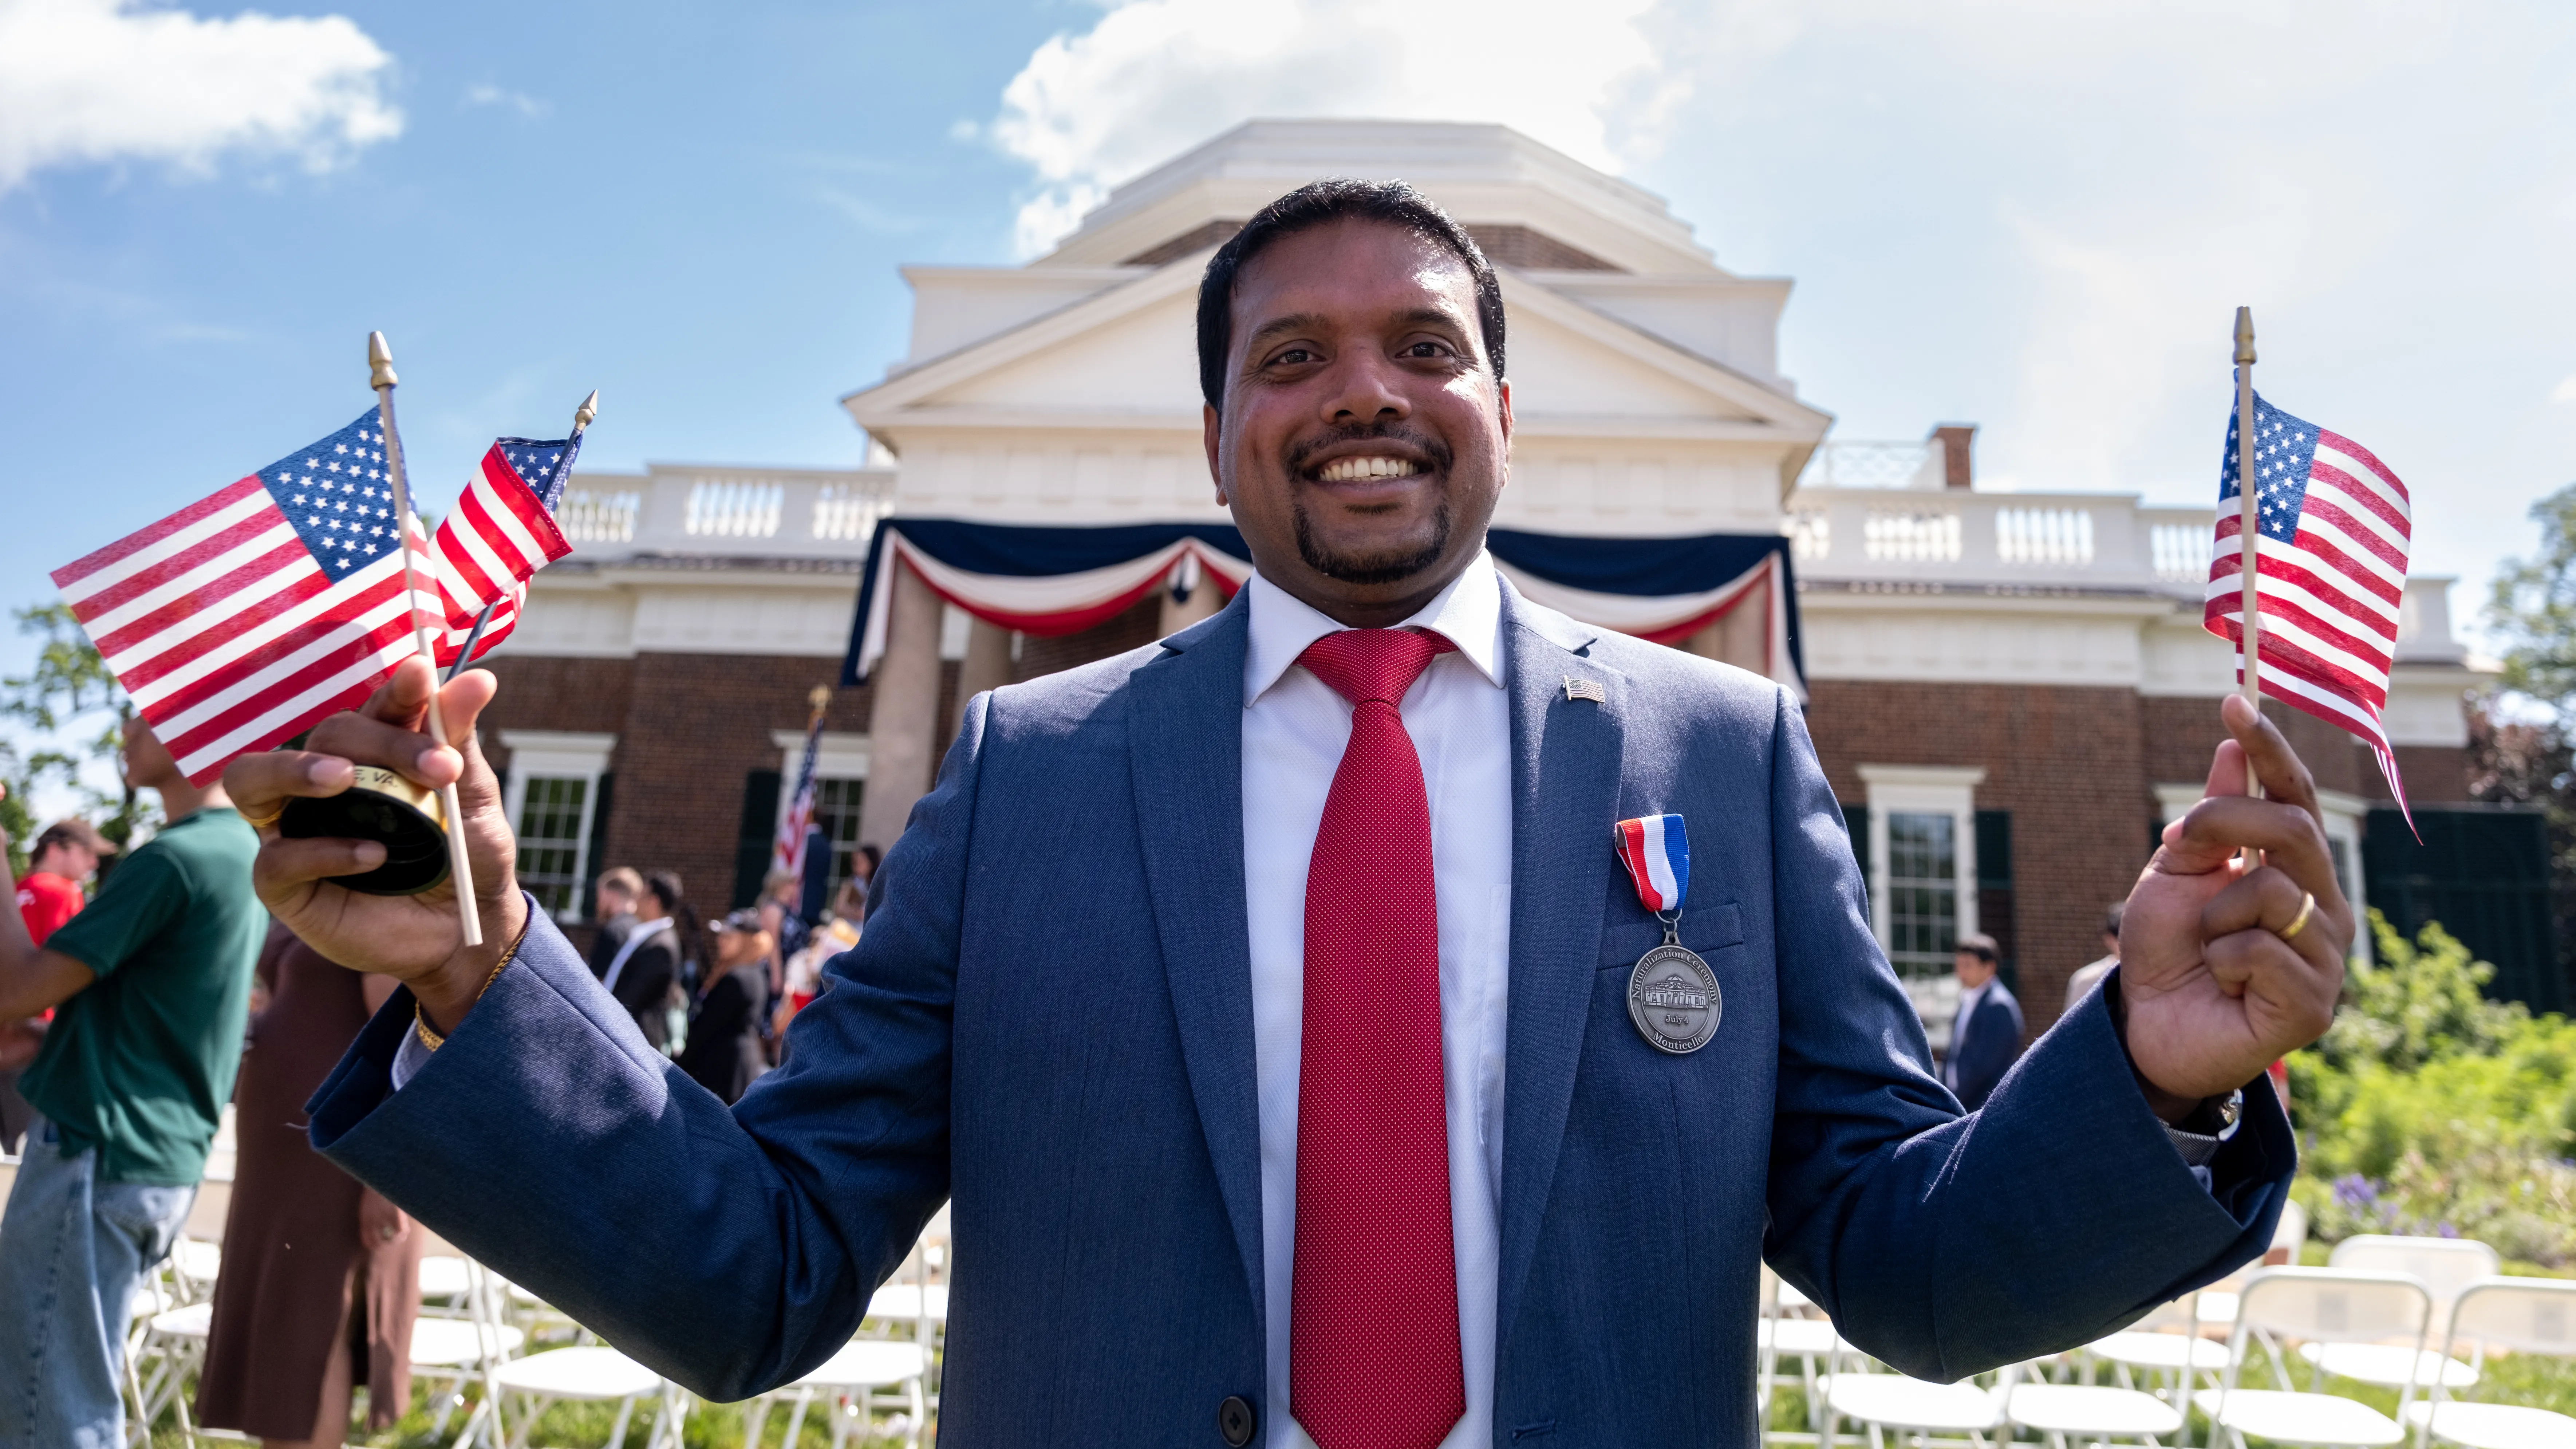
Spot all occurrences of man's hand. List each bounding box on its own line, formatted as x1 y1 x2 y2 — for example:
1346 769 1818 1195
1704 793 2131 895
2118 693 2351 1117
358 1186 410 1248
222 657 526 1033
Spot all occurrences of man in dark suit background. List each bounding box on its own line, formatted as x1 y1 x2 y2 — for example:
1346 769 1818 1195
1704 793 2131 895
1942 932 2025 1111
229 179 2356 1449
597 869 686 1052
584 865 643 980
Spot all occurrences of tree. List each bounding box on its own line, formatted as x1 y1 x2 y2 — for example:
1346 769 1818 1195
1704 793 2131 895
2482 480 2576 1002
0 604 154 867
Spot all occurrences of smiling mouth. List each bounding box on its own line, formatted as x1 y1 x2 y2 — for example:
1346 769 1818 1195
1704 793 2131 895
1313 454 1424 483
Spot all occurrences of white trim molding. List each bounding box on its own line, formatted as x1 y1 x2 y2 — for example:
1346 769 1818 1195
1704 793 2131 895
1855 764 1987 1045
495 731 618 924
771 730 872 780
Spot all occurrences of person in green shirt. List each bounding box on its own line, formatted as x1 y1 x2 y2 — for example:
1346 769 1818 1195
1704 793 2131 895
0 717 262 1449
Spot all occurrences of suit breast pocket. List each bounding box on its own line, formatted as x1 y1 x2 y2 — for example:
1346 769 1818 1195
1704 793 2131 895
1596 902 1744 972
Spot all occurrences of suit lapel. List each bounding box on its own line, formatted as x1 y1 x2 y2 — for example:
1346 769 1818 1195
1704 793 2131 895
1492 580 1626 1350
1126 594 1267 1319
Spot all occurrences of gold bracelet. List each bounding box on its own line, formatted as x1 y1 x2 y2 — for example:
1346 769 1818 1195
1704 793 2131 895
413 910 533 1054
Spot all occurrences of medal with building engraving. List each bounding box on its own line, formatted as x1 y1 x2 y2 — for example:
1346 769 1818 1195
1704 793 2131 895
1613 813 1719 1054
1628 923 1721 1054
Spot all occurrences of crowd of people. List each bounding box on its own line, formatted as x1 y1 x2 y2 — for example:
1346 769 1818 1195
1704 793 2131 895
0 717 880 1446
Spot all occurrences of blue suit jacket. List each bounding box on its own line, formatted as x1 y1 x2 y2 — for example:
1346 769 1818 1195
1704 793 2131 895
1948 981 2027 1112
311 581 2291 1446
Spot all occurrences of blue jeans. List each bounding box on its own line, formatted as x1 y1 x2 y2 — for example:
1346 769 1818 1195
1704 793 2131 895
0 1117 194 1449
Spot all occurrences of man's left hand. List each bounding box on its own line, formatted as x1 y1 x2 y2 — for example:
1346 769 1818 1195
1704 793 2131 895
2117 693 2351 1118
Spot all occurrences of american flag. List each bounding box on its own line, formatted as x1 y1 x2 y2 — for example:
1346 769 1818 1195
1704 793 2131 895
2202 391 2414 818
430 433 579 664
772 705 826 880
52 409 565 787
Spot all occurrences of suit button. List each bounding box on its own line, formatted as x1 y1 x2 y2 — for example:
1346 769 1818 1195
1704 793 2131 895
1218 1395 1257 1446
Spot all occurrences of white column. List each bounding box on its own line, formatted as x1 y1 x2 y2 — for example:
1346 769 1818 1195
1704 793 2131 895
857 562 943 852
1159 584 1224 637
950 618 1013 742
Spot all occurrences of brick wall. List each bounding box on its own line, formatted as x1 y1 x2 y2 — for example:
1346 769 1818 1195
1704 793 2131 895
1804 680 2149 1031
478 652 877 926
2139 695 2471 804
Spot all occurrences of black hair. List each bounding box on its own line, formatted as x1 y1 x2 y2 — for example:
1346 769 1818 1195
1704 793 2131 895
1195 178 1505 411
646 869 702 970
1954 932 2000 964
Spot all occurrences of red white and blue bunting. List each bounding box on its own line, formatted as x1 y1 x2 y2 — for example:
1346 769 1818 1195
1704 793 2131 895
842 518 1803 694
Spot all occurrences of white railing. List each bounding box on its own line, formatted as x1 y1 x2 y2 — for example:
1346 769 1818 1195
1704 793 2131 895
555 464 896 560
558 490 640 544
1787 488 2215 595
1996 506 2094 566
1800 441 1941 491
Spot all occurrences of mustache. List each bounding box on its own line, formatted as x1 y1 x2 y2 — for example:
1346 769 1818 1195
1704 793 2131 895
1281 422 1452 479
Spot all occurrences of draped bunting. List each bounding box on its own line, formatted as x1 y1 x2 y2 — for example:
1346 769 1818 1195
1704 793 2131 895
841 518 1804 694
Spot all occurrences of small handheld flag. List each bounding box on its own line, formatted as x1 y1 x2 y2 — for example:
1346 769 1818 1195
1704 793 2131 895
1613 814 1691 914
429 430 578 668
773 685 832 880
2203 389 2414 820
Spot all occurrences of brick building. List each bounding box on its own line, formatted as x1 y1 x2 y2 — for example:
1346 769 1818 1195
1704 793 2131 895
471 120 2495 1041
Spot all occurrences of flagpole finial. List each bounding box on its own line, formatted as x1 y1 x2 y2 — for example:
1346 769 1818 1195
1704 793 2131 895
2233 306 2255 366
574 389 599 432
809 684 832 713
367 331 397 389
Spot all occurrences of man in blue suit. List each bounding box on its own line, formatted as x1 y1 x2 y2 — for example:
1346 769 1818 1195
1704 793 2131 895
229 180 2352 1449
1941 933 2025 1111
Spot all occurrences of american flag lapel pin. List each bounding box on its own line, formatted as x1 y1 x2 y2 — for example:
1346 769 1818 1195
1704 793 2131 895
1563 676 1606 703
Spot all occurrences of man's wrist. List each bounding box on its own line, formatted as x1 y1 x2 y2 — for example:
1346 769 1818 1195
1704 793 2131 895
2104 969 2223 1125
412 891 529 1034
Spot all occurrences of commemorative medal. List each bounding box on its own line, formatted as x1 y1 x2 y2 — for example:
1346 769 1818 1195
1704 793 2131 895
1615 814 1720 1055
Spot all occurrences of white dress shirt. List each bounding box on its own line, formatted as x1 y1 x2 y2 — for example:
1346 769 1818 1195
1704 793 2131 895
1943 977 1993 1091
1240 552 1514 1449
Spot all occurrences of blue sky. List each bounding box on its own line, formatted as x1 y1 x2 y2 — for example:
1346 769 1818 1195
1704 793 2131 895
5 0 2574 800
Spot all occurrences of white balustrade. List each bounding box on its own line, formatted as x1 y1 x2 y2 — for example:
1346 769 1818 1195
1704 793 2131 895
557 464 895 560
1800 441 1942 491
1787 488 2201 594
1863 507 1962 563
1788 509 1831 563
1995 507 2094 567
2149 516 2216 584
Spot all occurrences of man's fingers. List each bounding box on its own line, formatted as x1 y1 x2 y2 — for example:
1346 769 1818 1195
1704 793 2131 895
222 751 360 822
2204 926 2340 1044
2170 796 2348 939
360 654 437 729
255 834 388 891
2199 864 2344 967
2221 693 2325 829
307 706 461 790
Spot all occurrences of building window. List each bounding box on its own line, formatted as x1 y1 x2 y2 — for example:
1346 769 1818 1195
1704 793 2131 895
770 729 873 906
516 777 590 919
498 731 617 925
1884 812 1959 976
1857 764 1986 1049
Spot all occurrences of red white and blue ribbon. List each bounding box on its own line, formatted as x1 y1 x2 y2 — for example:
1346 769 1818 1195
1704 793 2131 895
1614 814 1691 914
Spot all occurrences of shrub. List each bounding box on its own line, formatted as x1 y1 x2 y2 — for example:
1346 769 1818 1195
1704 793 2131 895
2288 914 2576 1268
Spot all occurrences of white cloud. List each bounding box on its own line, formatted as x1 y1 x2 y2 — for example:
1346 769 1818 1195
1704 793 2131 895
2554 376 2576 405
464 83 546 119
988 0 1672 255
0 0 400 192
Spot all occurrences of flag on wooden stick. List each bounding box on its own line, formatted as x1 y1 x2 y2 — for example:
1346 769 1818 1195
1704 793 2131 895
2202 390 2415 820
51 407 565 786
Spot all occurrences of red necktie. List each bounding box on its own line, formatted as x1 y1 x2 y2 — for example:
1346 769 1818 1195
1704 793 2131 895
1291 627 1465 1449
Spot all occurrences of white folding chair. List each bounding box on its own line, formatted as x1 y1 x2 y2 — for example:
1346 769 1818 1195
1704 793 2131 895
2405 1276 2576 1449
2194 1268 2431 1449
2081 1292 2224 1442
409 1258 525 1441
124 1300 212 1446
2308 1237 2501 1391
481 1344 675 1449
1758 1263 1851 1427
1819 1357 2014 1449
2007 1364 2185 1449
745 1339 928 1449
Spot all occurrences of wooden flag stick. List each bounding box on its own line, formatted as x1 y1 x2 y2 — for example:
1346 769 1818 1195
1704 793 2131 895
370 331 483 947
444 389 597 684
2234 307 2262 708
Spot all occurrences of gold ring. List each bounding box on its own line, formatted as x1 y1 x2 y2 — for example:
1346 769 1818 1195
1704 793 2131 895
2279 891 2316 943
238 802 285 832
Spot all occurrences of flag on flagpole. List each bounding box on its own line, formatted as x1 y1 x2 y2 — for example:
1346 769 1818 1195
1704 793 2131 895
772 704 828 880
427 434 578 663
2203 391 2415 820
50 409 565 786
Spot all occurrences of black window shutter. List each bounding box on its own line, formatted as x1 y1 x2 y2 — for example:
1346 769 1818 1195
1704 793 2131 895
733 768 781 911
1974 809 2016 991
580 771 615 923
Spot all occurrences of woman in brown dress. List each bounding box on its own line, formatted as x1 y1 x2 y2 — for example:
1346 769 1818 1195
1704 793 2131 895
198 923 423 1446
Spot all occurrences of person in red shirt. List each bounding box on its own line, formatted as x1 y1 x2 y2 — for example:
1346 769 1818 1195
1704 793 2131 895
17 819 112 945
4 818 114 1152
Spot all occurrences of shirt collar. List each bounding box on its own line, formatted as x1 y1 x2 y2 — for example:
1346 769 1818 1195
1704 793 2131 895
1243 550 1505 706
